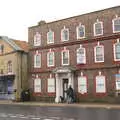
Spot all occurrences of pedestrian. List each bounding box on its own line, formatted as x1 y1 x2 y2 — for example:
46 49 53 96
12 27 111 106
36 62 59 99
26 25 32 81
66 85 74 104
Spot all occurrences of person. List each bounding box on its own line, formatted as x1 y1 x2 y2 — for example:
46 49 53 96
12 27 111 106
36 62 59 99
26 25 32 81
66 85 74 104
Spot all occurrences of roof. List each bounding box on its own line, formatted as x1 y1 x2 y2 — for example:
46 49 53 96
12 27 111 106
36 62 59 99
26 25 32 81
0 36 28 53
12 40 29 52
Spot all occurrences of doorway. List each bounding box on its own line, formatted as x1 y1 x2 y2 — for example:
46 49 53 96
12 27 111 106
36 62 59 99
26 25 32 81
63 79 68 100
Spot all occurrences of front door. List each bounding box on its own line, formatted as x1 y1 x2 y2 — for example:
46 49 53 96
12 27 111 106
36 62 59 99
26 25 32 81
63 79 68 100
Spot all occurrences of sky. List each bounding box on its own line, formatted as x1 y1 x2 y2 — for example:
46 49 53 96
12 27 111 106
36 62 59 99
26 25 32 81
0 0 119 41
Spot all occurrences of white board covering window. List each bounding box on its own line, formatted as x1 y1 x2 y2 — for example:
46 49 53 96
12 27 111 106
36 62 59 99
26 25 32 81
78 76 87 94
115 74 120 90
34 78 41 93
77 46 86 64
34 32 41 46
48 78 55 93
96 75 106 93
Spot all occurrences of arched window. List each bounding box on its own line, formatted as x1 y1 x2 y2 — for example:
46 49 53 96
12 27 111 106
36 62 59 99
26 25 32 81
61 26 69 41
34 32 41 46
7 61 12 74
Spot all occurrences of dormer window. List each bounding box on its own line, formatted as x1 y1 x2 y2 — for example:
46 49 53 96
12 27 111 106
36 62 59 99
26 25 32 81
93 19 103 36
47 29 54 44
34 32 41 46
76 23 85 39
112 15 120 33
61 26 69 41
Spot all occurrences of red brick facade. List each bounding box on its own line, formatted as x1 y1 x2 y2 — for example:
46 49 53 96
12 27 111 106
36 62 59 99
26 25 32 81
28 6 120 103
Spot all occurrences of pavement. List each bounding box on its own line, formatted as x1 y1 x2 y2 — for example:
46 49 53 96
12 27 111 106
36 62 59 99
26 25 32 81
0 100 120 109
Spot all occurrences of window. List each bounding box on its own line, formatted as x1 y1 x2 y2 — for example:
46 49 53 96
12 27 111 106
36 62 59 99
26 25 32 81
112 17 120 33
94 42 104 63
47 50 54 67
78 76 87 94
47 78 55 93
115 74 120 90
34 32 41 46
34 78 41 93
47 29 54 44
0 44 4 54
114 39 120 61
76 23 85 39
61 48 69 65
94 20 103 36
61 26 69 41
77 45 86 64
34 51 41 68
7 61 12 74
95 75 106 93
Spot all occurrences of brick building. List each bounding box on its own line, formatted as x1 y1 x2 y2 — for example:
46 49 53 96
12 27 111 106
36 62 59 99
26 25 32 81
28 6 120 103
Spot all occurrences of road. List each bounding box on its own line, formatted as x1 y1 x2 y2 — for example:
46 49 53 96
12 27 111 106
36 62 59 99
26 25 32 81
0 104 119 120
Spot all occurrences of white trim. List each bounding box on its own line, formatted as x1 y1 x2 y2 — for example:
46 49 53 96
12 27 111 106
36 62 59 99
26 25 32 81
93 21 103 36
76 24 85 39
113 39 120 61
47 29 54 44
76 45 86 64
47 78 55 93
34 78 41 93
47 50 55 67
61 49 69 66
61 26 69 41
112 17 120 33
94 44 104 63
34 32 41 46
34 53 41 68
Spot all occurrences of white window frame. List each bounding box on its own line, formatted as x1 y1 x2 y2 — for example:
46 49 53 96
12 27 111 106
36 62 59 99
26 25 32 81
61 49 69 66
115 74 120 90
76 24 85 39
34 52 41 68
95 75 106 93
78 76 87 94
94 42 104 63
34 32 41 46
47 29 54 44
76 45 86 64
34 78 41 93
61 26 69 41
93 20 103 36
47 78 55 93
113 39 120 61
112 17 120 33
47 50 55 67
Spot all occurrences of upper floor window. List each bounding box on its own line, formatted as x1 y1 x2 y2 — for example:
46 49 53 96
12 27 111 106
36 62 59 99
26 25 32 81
0 44 4 54
114 39 120 61
112 16 120 33
95 71 106 93
76 45 86 64
34 32 41 46
93 19 103 36
61 26 69 41
94 42 104 63
61 47 69 66
7 61 12 74
76 23 85 39
47 29 54 44
47 49 55 67
34 75 41 93
34 51 41 68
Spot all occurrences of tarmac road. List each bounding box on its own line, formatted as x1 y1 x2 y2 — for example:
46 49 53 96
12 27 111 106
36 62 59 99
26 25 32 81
0 103 119 120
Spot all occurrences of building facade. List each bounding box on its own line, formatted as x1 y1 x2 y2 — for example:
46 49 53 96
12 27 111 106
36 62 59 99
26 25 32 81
28 6 120 103
0 36 28 101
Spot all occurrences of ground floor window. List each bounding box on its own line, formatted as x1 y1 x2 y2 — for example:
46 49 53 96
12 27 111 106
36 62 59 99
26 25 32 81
95 75 106 93
115 74 120 90
78 76 87 94
47 78 55 93
34 78 41 93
